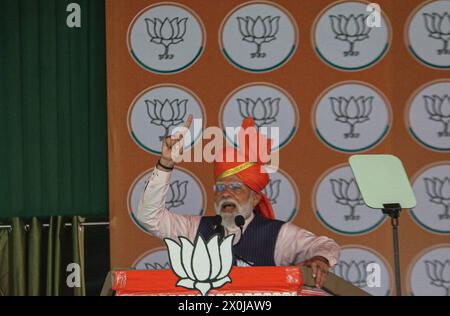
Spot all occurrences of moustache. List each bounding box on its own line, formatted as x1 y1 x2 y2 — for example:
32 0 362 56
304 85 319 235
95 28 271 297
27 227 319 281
216 198 241 212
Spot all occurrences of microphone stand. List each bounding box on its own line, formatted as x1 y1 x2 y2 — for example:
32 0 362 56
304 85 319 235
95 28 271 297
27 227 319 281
382 203 402 296
233 215 253 266
211 215 224 239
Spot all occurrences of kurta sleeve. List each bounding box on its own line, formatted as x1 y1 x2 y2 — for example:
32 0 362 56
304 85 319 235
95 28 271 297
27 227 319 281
274 222 340 267
134 168 201 242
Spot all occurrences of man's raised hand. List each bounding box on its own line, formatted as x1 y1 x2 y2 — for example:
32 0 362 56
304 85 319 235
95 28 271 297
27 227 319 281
158 114 193 170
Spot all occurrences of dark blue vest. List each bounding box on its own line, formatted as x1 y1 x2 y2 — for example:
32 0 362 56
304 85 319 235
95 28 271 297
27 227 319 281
196 213 285 266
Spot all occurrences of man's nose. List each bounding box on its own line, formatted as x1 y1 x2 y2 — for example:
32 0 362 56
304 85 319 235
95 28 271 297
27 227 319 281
221 186 233 198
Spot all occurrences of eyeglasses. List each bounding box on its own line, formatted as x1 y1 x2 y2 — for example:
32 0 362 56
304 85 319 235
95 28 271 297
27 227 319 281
213 182 245 193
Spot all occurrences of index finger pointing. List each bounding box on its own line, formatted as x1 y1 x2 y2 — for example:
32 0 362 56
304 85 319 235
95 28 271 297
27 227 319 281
183 114 193 130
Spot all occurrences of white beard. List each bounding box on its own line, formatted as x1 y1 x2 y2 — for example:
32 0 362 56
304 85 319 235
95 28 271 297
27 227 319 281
214 197 253 231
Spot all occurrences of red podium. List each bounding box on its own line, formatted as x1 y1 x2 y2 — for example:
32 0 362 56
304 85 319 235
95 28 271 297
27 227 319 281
103 266 369 296
111 266 318 296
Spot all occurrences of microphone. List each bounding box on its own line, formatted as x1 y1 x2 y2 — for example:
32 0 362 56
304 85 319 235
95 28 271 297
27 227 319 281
212 215 223 235
234 215 245 240
234 215 245 228
233 215 253 266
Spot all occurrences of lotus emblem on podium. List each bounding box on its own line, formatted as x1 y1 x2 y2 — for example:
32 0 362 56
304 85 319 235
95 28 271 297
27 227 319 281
165 235 235 296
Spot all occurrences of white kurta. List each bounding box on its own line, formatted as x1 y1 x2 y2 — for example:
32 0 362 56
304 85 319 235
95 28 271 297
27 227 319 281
135 168 341 267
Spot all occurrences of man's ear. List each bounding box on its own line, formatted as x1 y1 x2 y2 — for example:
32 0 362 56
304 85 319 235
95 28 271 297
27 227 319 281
252 192 262 208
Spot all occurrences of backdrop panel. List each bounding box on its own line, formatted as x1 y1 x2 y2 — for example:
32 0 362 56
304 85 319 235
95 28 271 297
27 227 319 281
106 0 450 295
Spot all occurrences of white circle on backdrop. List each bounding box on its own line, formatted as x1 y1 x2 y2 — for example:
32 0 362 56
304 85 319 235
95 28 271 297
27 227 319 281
406 0 450 70
313 164 386 235
128 84 206 155
128 3 206 74
332 246 393 296
220 83 299 152
263 167 300 222
220 1 298 73
313 0 391 71
408 245 450 296
406 80 450 152
410 163 450 234
133 248 170 270
313 81 391 153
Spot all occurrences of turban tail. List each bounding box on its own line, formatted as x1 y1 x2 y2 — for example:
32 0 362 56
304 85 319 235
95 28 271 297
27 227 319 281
214 117 275 220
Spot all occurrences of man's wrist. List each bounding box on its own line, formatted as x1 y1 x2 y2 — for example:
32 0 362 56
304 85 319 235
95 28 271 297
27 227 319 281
313 256 330 266
157 158 174 171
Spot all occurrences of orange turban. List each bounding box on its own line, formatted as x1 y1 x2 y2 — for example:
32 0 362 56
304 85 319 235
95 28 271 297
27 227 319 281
214 117 275 220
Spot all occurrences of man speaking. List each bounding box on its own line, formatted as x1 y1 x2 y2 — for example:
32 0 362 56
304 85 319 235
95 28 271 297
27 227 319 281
136 115 340 288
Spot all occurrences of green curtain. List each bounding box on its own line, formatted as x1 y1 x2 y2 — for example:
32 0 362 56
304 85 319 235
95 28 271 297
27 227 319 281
0 0 107 296
28 217 41 295
0 217 86 296
0 226 9 296
0 0 108 219
71 217 86 296
46 216 63 296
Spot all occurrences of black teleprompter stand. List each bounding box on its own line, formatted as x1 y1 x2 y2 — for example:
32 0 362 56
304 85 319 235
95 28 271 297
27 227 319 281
382 203 402 296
